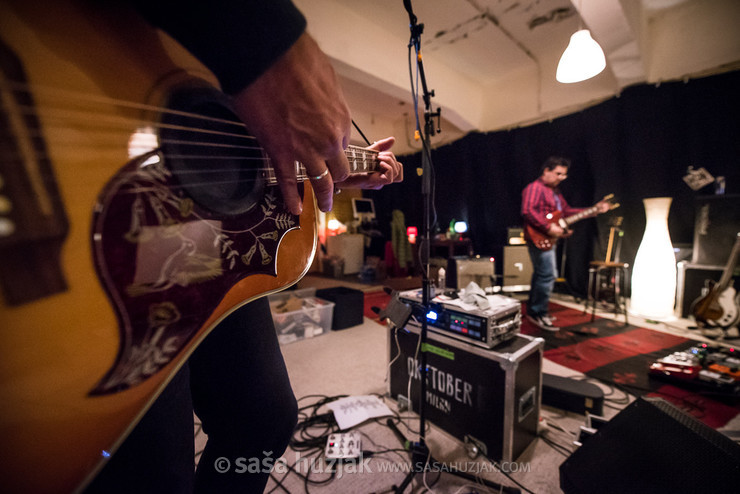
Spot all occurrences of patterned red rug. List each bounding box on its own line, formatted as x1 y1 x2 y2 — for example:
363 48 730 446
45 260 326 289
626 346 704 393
365 291 740 428
520 302 740 429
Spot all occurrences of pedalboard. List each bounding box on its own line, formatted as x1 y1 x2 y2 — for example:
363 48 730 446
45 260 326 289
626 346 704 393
649 344 740 391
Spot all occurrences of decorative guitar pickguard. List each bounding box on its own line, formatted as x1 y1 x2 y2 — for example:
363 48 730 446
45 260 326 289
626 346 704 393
89 151 299 394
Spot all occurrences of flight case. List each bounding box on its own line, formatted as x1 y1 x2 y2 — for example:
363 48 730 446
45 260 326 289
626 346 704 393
388 324 543 462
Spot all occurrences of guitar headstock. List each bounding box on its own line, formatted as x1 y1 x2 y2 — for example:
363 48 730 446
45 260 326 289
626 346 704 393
600 194 620 211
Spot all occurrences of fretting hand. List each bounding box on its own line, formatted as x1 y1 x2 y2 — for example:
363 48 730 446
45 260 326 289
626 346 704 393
339 137 403 190
231 32 352 215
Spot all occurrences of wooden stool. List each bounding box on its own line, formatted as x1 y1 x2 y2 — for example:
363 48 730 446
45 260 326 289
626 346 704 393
586 261 629 325
584 219 629 325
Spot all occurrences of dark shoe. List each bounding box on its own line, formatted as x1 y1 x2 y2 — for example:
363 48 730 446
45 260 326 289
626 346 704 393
526 314 558 332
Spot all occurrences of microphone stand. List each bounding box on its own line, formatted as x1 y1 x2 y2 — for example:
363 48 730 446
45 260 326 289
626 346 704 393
388 6 521 494
393 2 442 492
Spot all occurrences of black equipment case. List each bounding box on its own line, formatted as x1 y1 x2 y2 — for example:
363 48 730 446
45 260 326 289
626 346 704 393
388 324 543 462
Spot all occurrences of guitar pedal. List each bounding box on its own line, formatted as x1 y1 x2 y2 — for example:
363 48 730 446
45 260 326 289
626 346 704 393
649 351 702 380
325 432 362 460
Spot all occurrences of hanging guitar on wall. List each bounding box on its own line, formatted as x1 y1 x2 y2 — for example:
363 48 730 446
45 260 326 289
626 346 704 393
691 232 740 328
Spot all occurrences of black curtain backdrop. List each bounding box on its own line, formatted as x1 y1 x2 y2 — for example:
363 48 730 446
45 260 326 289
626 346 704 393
366 70 740 296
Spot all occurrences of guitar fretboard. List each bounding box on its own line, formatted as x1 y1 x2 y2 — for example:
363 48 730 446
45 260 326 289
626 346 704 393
563 205 600 227
264 145 380 185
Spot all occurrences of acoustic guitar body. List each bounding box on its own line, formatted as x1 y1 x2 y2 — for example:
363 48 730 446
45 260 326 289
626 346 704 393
0 2 317 492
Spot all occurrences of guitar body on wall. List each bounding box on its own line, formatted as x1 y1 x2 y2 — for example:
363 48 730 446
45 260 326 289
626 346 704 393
0 2 379 492
526 194 619 251
691 233 740 328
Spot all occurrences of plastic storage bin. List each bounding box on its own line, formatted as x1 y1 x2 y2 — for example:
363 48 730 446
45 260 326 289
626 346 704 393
269 289 334 345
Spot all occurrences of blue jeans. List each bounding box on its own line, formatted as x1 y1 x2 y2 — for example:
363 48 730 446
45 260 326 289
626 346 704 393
527 244 558 317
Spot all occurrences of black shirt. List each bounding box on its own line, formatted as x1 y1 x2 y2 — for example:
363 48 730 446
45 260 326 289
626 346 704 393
130 0 307 94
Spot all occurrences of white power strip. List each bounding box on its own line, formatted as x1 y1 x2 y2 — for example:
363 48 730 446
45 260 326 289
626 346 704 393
325 432 362 460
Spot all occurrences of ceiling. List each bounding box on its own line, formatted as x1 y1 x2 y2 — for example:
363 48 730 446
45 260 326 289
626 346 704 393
293 0 740 155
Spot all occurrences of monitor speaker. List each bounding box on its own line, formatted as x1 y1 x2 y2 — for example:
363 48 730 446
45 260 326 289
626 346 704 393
560 397 740 494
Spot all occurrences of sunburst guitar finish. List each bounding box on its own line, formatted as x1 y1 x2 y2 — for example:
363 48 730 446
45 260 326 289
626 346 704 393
0 2 379 492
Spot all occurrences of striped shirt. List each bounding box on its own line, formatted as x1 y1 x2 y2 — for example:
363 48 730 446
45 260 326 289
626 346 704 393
521 178 582 239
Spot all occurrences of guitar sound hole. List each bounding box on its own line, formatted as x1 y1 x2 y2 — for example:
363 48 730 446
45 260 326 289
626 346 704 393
160 84 265 216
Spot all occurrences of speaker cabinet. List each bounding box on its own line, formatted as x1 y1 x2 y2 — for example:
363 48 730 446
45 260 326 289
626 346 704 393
445 256 496 290
675 261 740 318
560 397 740 494
693 194 740 265
503 245 533 289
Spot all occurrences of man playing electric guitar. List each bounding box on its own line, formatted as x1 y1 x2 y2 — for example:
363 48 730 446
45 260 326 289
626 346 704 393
521 157 611 331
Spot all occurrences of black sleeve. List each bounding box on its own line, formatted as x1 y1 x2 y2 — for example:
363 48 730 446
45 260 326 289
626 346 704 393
129 0 307 95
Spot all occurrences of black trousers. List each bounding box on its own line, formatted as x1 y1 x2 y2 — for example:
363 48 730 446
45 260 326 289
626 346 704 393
85 297 298 493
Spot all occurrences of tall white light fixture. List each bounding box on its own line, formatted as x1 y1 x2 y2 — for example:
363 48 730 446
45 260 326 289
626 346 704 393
630 197 677 320
556 1 606 83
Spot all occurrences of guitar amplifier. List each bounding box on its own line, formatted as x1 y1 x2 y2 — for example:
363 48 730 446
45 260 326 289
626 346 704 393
445 256 496 291
675 261 740 318
388 328 543 462
503 245 533 290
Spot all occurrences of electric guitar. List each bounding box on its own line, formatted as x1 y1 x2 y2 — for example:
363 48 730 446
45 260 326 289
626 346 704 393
691 233 740 328
526 194 619 250
0 3 381 493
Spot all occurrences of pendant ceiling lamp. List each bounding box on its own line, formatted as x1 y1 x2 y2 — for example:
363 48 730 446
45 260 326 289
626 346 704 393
557 0 606 84
556 29 606 83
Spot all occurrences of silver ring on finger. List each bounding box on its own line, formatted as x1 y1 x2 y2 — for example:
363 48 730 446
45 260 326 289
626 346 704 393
310 169 329 180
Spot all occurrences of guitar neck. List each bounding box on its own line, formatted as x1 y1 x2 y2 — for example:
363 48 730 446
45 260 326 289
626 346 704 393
264 146 379 185
563 204 600 227
715 234 740 291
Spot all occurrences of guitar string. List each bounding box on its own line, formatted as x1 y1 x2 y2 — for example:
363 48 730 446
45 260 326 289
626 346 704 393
3 83 385 195
6 107 381 187
2 82 381 172
4 80 251 132
5 104 381 170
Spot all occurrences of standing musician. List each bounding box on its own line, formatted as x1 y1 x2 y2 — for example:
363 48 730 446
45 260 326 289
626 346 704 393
83 1 403 492
521 157 609 332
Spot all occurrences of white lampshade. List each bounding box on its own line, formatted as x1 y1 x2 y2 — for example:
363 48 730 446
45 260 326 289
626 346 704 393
556 29 606 83
630 198 677 320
